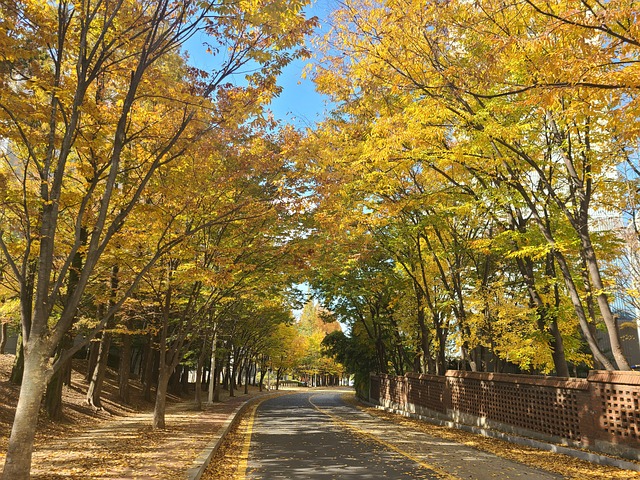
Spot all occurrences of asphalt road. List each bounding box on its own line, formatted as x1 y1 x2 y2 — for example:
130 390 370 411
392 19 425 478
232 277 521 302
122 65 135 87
242 390 563 480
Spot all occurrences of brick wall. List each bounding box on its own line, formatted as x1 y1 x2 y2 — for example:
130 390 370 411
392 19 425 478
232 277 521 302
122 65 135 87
369 370 640 460
406 373 447 414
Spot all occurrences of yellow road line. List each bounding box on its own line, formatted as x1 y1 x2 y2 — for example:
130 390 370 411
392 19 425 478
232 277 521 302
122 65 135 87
235 391 301 479
235 402 259 480
308 394 459 480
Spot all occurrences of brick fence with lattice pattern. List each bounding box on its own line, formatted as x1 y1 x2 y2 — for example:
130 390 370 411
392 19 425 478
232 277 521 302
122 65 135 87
369 370 640 461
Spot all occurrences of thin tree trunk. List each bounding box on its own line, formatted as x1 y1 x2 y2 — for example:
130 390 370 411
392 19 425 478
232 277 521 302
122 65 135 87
547 255 570 377
85 339 100 382
516 252 570 377
213 365 220 402
169 366 181 395
435 312 447 376
153 278 172 429
10 335 24 385
508 177 616 370
142 334 155 402
181 365 189 394
0 322 6 354
118 329 132 404
195 336 207 409
86 331 112 409
585 248 631 368
45 368 64 420
236 353 243 387
259 365 266 391
45 335 72 419
87 265 119 408
228 354 234 397
553 249 616 370
244 360 250 394
415 287 433 374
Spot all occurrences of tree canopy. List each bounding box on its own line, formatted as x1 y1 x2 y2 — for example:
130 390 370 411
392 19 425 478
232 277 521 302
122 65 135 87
2 1 640 477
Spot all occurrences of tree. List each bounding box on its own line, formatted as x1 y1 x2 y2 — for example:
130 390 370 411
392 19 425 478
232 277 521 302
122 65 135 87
310 0 636 372
0 0 315 476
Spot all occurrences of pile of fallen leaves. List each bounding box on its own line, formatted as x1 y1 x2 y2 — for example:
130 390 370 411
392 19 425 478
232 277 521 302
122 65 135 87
350 396 640 480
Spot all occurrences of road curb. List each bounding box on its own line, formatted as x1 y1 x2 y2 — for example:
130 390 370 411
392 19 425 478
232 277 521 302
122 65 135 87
361 398 640 473
186 390 300 480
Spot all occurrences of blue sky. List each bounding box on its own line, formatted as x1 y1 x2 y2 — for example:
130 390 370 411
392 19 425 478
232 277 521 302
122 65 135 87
267 0 336 127
182 1 338 323
183 1 336 128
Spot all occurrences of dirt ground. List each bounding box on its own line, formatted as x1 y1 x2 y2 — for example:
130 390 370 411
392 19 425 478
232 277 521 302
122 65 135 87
0 353 161 449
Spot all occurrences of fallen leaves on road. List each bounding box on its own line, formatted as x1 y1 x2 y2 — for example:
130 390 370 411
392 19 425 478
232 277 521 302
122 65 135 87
201 407 254 480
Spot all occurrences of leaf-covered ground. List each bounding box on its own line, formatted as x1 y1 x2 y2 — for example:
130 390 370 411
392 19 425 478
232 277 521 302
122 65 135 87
201 407 250 480
0 353 268 479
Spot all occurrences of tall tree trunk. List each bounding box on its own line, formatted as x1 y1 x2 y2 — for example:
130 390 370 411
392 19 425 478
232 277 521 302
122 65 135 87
435 312 448 376
153 280 172 429
553 248 616 370
85 301 105 381
169 366 181 395
547 255 570 377
45 368 64 420
580 257 605 369
258 362 267 392
153 275 187 429
549 317 569 376
516 251 570 377
575 198 630 370
154 364 170 429
2 345 50 479
87 265 119 408
511 180 616 370
46 225 85 419
207 330 217 404
414 286 433 374
181 365 189 394
236 358 247 389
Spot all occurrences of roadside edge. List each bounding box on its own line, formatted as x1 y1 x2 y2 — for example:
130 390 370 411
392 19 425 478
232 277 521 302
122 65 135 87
354 395 640 473
186 390 300 480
